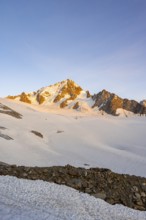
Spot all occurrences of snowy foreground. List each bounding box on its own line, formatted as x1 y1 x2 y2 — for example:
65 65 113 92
0 175 145 220
0 98 146 219
0 98 146 177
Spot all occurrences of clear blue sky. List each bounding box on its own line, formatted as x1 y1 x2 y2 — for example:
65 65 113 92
0 0 146 101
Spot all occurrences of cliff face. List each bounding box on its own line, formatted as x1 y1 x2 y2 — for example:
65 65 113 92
92 90 146 115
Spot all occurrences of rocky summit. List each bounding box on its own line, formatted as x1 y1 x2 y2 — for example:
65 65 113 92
7 79 146 116
7 79 91 110
93 89 146 116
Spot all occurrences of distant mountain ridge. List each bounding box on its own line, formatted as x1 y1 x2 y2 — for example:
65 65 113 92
7 79 146 116
7 79 94 112
93 89 146 115
8 79 84 106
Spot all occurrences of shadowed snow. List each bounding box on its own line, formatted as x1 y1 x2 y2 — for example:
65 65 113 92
0 176 145 220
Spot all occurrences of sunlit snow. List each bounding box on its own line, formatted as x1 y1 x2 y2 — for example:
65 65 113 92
0 98 146 177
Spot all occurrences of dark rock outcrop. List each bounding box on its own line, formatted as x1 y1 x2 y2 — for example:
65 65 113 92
0 103 22 119
141 100 146 107
0 164 146 211
0 125 13 140
73 102 79 110
0 126 6 130
86 90 91 98
92 90 146 115
31 130 43 138
0 133 13 140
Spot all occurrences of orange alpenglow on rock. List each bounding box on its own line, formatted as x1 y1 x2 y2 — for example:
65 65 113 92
6 79 146 115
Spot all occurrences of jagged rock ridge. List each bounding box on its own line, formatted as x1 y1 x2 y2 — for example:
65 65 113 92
7 79 146 116
7 79 93 111
93 89 146 115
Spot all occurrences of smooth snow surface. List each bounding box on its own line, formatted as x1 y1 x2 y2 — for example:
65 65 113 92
0 176 146 220
0 98 146 177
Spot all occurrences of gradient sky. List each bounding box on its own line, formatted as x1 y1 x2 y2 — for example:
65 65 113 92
0 0 146 101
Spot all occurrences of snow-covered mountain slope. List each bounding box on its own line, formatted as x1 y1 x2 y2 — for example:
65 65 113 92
7 79 94 112
0 102 22 119
7 79 146 116
0 98 146 177
0 176 145 220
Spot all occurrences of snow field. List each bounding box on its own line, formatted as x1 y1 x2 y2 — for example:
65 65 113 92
0 176 146 220
0 98 146 177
